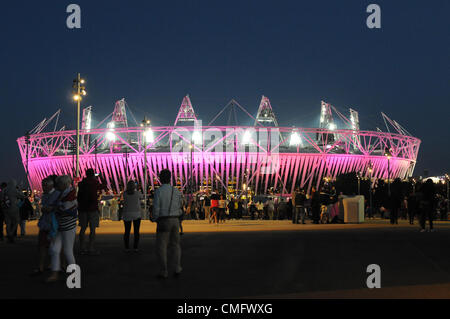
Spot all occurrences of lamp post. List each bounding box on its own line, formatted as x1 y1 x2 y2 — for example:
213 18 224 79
94 139 98 173
141 117 151 215
124 144 129 183
189 143 193 196
384 147 392 197
72 73 87 179
446 174 449 219
368 162 373 217
24 132 30 190
356 172 361 195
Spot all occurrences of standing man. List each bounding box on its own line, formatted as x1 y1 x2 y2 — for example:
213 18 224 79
419 179 436 232
77 168 107 255
292 187 306 224
0 182 7 241
266 197 275 220
2 180 25 243
152 169 183 279
203 192 211 221
390 178 402 225
311 186 321 224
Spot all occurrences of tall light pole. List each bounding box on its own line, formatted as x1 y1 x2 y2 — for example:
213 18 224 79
124 144 129 183
24 132 30 190
72 73 86 179
368 162 373 217
356 172 361 195
384 147 392 197
189 143 193 196
141 117 151 215
446 173 449 219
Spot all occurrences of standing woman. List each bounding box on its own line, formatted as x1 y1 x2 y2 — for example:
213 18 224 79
122 181 142 252
47 175 78 282
210 193 219 224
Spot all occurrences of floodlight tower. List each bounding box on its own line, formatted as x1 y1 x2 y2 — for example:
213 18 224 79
318 101 336 143
254 96 278 126
174 95 197 126
349 108 360 150
111 98 128 128
106 99 129 150
81 106 92 148
81 106 92 131
319 101 334 129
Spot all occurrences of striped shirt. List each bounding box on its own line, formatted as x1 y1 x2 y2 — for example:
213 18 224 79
56 186 78 231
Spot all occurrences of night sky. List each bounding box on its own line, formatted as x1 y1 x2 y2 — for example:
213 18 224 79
1 0 449 183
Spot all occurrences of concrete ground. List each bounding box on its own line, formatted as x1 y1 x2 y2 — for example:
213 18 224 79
1 219 449 299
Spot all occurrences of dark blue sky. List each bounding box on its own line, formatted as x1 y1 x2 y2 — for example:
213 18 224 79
1 0 449 182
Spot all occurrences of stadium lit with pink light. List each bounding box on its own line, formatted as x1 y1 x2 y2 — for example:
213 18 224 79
17 95 420 194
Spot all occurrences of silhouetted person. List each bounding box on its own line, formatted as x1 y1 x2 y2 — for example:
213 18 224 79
0 182 7 241
311 187 321 224
407 190 418 225
237 199 243 219
77 168 107 255
203 193 211 221
419 179 436 232
210 193 219 223
390 178 402 225
19 196 34 236
122 180 142 252
2 180 25 243
292 187 306 224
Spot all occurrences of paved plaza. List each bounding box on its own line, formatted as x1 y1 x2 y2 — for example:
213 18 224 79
1 219 450 299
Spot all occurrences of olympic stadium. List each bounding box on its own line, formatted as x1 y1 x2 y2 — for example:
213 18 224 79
17 95 421 194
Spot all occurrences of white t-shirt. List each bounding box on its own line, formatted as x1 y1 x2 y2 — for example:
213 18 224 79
122 191 142 221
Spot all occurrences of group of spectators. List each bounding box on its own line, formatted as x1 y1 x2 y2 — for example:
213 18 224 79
0 180 34 243
368 178 441 232
179 189 327 224
0 168 183 281
0 169 447 282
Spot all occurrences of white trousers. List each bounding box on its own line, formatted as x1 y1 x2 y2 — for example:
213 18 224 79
49 228 76 271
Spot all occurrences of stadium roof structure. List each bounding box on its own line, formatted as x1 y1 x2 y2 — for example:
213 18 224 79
17 95 420 194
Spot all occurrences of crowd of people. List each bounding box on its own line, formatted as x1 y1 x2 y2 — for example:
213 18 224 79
0 169 448 282
0 168 184 281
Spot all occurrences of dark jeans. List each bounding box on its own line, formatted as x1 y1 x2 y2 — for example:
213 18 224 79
123 218 141 249
312 206 320 223
293 206 305 224
408 209 415 224
0 213 4 239
390 207 399 224
179 214 184 233
419 202 433 230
